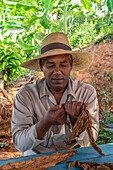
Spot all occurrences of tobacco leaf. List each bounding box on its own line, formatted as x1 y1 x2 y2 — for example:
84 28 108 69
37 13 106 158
68 160 113 170
66 105 104 155
1 149 77 170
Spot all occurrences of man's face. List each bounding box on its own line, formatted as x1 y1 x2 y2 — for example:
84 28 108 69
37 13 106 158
40 54 72 92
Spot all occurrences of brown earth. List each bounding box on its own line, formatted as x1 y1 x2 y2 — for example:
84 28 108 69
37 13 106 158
0 37 113 160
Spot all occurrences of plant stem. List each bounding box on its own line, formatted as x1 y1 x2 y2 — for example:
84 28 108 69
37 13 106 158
64 0 67 34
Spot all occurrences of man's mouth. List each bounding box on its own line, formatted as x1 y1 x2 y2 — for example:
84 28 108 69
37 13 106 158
51 78 64 83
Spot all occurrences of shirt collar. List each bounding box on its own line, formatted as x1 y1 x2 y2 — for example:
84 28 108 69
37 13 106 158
67 78 77 99
39 78 52 98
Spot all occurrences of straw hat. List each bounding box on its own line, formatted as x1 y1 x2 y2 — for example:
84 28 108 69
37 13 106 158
20 32 93 71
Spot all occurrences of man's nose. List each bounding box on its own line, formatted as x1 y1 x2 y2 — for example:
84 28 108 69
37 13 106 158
53 67 62 75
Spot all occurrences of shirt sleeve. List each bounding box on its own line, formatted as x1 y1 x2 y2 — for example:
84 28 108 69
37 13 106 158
76 87 99 147
11 89 46 153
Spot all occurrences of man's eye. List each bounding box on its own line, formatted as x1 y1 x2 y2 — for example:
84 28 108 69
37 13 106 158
48 65 54 68
61 64 67 67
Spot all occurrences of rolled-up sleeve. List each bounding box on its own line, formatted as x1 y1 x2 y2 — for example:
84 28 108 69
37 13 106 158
11 91 45 152
76 87 99 147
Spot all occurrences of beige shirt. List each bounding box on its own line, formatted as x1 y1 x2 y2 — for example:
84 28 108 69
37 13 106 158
11 78 99 156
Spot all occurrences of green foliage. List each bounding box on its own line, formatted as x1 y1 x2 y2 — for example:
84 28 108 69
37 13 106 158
44 0 51 9
0 35 24 83
40 12 51 29
3 1 42 12
69 20 97 48
18 41 36 52
96 127 113 144
107 0 113 12
99 71 112 110
2 0 59 31
96 111 113 145
0 6 27 33
16 28 45 57
92 0 99 3
80 0 91 10
69 10 113 48
93 70 113 145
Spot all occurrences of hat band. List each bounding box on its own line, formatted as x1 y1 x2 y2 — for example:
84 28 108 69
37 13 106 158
41 43 71 54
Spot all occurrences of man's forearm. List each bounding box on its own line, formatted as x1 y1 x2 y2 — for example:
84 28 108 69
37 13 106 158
36 118 51 140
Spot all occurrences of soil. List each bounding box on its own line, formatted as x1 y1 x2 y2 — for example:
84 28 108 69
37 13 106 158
0 37 113 160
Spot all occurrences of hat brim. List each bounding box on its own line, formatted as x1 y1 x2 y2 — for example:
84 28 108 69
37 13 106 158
20 49 94 72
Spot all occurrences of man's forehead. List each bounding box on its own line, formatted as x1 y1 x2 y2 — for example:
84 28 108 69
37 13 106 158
43 54 71 62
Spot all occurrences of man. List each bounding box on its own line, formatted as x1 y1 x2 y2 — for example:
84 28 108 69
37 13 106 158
11 32 99 156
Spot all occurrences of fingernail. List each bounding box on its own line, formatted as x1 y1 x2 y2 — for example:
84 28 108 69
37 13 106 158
59 105 62 108
84 103 88 107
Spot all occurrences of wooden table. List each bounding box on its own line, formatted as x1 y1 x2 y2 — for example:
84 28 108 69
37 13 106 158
0 143 113 169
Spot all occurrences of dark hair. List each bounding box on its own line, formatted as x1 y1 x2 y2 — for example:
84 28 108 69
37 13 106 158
39 58 43 66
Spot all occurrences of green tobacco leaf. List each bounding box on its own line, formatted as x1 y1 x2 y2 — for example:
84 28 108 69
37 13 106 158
4 74 7 81
80 0 91 10
1 25 9 35
27 15 40 31
7 21 26 29
10 16 25 20
3 0 17 5
44 0 59 9
18 42 35 50
3 1 42 12
9 25 25 29
16 3 41 12
44 0 51 9
69 4 81 11
107 0 113 12
0 64 3 71
0 55 6 61
50 0 60 7
40 12 50 29
9 59 20 66
91 0 99 3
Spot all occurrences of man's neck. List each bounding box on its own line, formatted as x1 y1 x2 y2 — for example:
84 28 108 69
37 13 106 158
53 92 64 105
47 83 68 105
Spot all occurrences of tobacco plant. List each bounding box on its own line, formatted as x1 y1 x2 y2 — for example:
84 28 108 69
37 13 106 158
0 35 23 83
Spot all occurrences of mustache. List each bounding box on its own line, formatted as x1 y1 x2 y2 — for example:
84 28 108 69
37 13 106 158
51 76 64 80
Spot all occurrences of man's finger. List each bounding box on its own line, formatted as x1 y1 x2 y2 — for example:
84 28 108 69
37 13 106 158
72 101 77 111
51 104 63 111
76 102 82 115
84 103 88 107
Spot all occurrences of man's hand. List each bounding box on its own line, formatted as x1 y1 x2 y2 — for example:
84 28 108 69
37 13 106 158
65 101 88 126
36 105 66 139
44 105 66 126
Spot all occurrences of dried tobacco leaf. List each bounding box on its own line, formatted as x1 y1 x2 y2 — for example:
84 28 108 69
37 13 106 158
84 106 104 156
66 104 104 155
68 160 113 170
1 149 77 170
68 160 77 169
66 106 88 146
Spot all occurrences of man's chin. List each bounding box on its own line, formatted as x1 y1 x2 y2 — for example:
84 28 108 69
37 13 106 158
51 84 66 91
47 80 68 92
